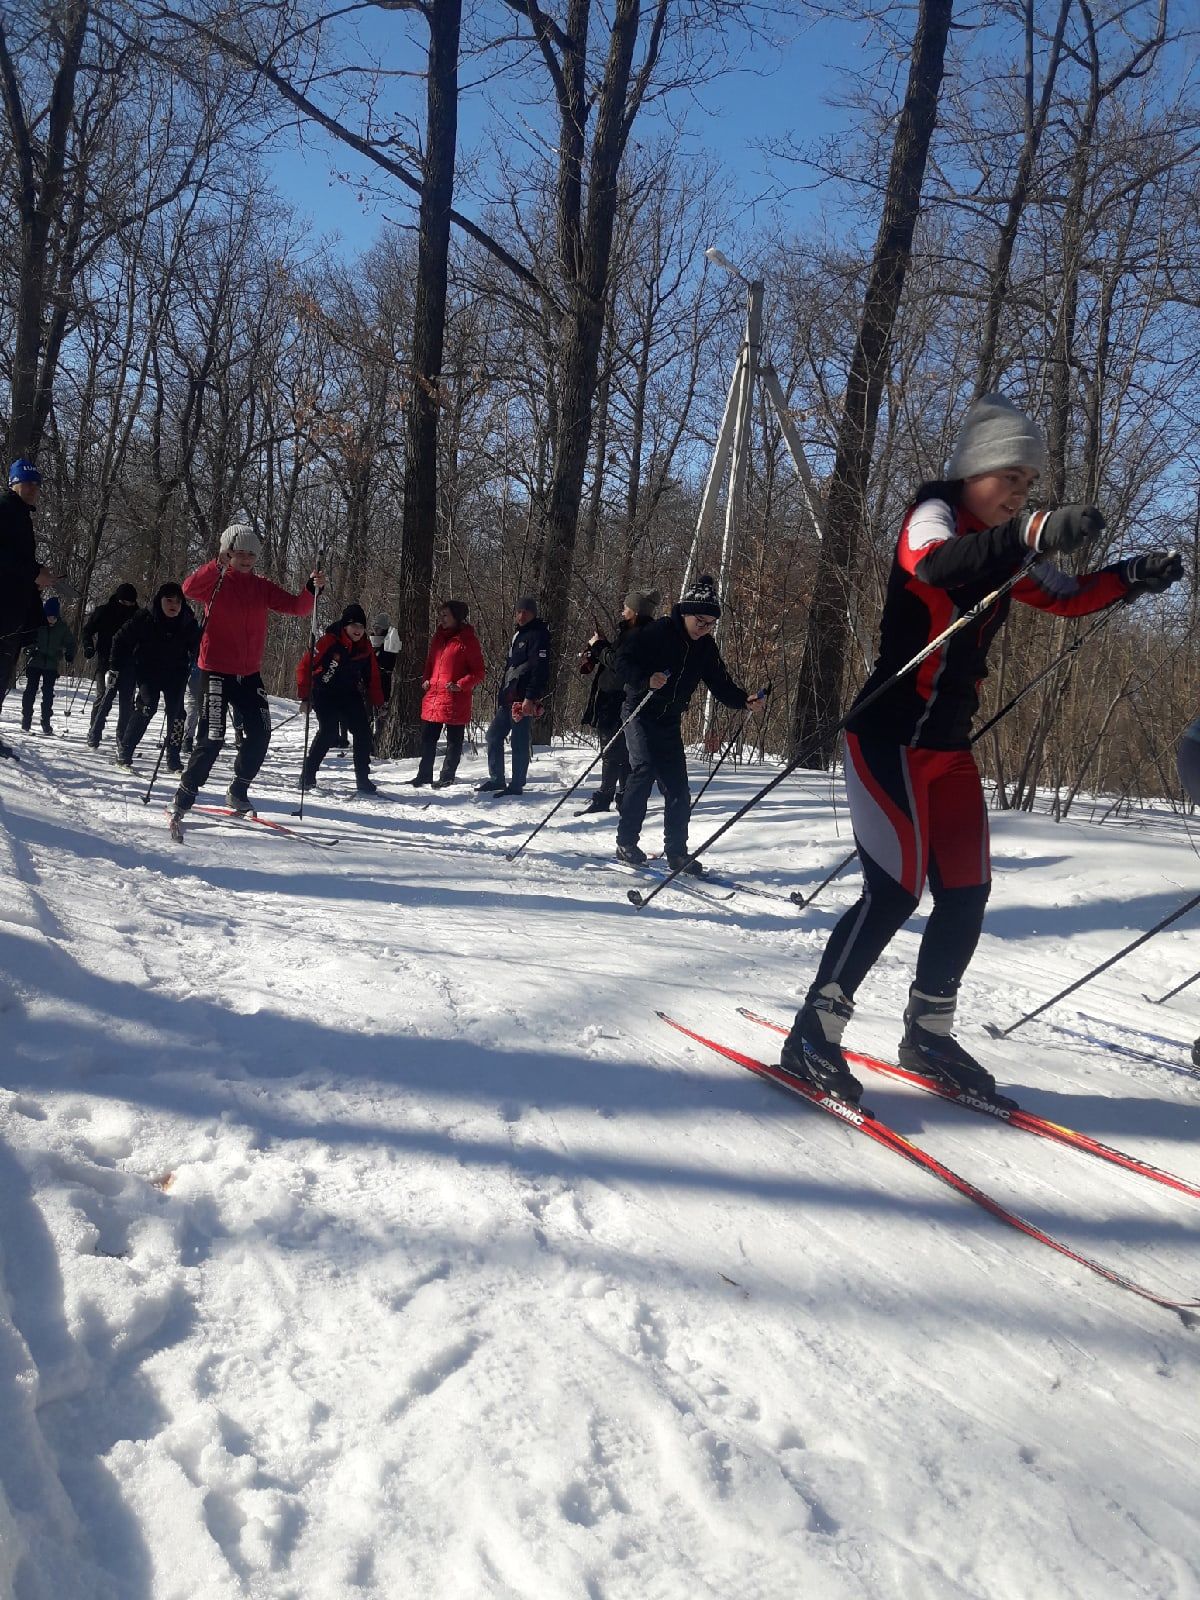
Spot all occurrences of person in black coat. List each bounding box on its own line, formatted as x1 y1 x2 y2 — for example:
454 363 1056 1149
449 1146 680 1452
0 459 55 757
84 582 140 749
577 585 660 814
111 583 200 771
477 595 551 797
613 574 761 873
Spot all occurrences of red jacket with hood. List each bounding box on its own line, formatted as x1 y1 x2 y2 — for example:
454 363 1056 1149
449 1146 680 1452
420 623 486 726
183 560 314 676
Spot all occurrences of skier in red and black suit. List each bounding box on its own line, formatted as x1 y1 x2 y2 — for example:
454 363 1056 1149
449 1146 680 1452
783 393 1183 1107
297 604 385 794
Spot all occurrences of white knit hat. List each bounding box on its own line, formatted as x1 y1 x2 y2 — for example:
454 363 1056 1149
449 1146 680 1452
218 521 263 557
947 394 1047 480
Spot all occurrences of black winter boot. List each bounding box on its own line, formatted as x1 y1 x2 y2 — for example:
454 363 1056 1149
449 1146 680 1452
616 843 646 866
897 985 1014 1107
226 782 253 817
579 793 612 814
779 983 863 1104
666 853 704 877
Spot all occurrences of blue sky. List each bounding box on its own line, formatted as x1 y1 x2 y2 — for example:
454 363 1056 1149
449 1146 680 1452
266 12 865 262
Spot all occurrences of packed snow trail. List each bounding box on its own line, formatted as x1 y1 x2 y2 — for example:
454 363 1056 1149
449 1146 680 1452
1 687 1199 1600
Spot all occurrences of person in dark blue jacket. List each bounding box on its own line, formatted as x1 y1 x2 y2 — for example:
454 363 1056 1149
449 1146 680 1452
477 595 551 797
614 574 761 873
111 583 201 771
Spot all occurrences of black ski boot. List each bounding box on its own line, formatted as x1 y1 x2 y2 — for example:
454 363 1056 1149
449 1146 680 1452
667 853 704 878
226 782 254 817
616 843 647 866
897 986 1015 1107
578 793 612 815
779 983 863 1105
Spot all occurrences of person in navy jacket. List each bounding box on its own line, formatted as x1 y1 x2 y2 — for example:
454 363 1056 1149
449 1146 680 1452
477 596 550 798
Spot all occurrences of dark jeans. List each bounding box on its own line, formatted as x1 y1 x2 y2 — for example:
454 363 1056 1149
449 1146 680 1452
617 715 690 857
89 664 134 746
415 720 465 783
595 716 629 802
306 694 373 786
22 666 58 728
120 680 187 766
0 640 21 722
486 701 531 790
173 672 271 813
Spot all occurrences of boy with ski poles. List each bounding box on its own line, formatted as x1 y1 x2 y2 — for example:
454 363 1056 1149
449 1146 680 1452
111 583 201 772
783 392 1182 1108
169 523 325 835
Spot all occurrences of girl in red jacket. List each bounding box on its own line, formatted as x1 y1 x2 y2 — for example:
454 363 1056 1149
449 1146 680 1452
297 604 385 793
410 600 486 787
171 523 323 823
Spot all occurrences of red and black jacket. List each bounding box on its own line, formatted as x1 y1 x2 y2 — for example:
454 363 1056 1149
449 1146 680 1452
297 626 385 708
847 489 1130 750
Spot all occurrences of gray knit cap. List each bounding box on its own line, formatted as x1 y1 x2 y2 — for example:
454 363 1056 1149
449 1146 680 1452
946 394 1046 480
624 585 660 619
218 521 263 557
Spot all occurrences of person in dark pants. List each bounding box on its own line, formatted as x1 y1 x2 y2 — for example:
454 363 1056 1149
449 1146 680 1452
22 597 76 733
170 522 323 825
297 604 385 794
614 575 760 874
412 600 486 787
84 583 139 748
478 595 551 798
577 585 659 814
112 583 201 771
0 459 55 758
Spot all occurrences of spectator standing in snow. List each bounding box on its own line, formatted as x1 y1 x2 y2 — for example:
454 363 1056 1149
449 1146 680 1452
22 596 76 733
297 603 385 795
170 522 324 823
477 595 550 798
614 575 759 873
577 585 659 814
111 583 201 772
411 600 485 788
0 459 56 757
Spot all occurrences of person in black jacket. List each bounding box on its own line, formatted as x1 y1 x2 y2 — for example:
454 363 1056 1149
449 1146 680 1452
112 583 201 771
84 582 139 749
577 585 659 814
477 595 551 798
614 574 760 873
0 459 56 758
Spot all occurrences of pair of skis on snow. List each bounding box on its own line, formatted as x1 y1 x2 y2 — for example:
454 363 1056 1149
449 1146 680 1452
167 805 340 849
660 1008 1200 1326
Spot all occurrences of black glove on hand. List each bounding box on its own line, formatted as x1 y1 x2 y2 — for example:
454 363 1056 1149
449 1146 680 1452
1125 549 1183 594
1021 504 1106 556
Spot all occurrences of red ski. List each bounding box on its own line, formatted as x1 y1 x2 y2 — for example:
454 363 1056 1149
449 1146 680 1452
738 1006 1200 1207
658 1013 1199 1325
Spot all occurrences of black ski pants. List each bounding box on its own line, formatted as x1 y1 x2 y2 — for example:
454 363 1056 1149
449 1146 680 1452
22 666 58 729
617 715 690 858
594 715 629 803
306 692 373 786
120 678 187 767
415 720 465 783
0 639 21 723
89 664 134 747
174 672 271 813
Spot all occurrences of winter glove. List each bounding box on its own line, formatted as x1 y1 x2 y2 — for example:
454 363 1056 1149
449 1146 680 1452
1124 549 1183 595
1020 504 1106 556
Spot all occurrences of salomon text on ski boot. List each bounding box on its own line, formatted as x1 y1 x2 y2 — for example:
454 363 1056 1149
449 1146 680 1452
779 984 863 1105
897 985 1015 1108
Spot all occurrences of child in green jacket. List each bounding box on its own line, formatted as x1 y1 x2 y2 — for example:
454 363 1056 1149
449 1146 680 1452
23 597 76 734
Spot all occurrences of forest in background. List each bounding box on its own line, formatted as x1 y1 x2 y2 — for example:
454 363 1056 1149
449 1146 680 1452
2 0 1198 814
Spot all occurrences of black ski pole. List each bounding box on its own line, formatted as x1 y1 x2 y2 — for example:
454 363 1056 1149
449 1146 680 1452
142 560 230 805
790 607 1121 910
293 547 326 821
691 685 770 812
65 667 87 721
272 705 302 733
505 684 661 863
985 888 1200 1039
1147 967 1200 1006
628 556 1039 911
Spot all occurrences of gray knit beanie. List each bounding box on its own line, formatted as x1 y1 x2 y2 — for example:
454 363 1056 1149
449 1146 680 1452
218 521 263 557
624 585 660 619
946 394 1046 481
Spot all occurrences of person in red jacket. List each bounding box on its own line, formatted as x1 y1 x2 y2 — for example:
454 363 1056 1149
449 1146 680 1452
410 599 486 787
297 603 385 793
171 522 324 823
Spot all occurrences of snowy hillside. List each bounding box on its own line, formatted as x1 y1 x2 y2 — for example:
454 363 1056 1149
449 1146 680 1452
1 684 1198 1600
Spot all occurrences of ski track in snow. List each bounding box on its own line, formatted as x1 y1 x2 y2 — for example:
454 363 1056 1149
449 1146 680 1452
1 688 1199 1600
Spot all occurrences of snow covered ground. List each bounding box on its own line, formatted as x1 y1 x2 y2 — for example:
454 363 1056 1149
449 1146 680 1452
1 680 1198 1600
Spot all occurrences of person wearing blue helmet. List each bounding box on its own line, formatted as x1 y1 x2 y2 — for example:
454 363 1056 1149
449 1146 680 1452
0 460 57 758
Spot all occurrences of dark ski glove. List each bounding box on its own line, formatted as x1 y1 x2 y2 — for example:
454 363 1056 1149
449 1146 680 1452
1125 549 1183 595
1020 504 1106 556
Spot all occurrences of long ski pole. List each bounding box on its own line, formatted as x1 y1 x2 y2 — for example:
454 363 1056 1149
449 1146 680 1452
1147 967 1200 1006
505 684 661 863
293 547 326 822
986 888 1200 1038
791 606 1121 911
142 561 230 805
628 556 1038 911
691 686 770 812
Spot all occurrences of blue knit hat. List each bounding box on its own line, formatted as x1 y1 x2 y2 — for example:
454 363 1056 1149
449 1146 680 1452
9 459 41 486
